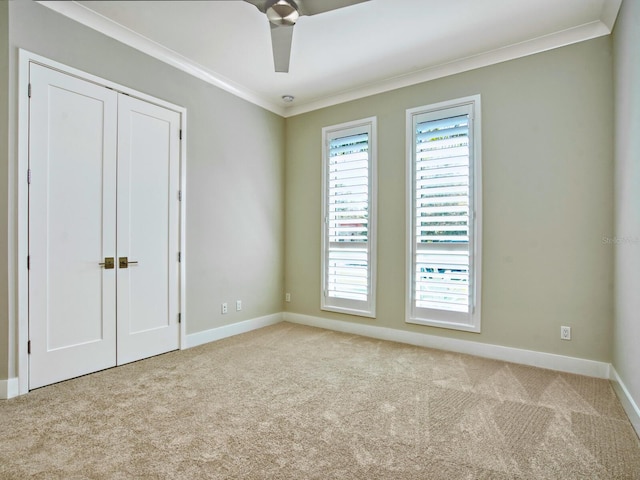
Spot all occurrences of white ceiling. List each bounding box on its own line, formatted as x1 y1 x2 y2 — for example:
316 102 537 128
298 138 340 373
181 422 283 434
39 0 621 117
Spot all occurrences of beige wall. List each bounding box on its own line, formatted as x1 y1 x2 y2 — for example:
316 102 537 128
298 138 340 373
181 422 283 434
0 0 622 385
2 0 285 380
613 0 640 410
0 0 9 380
285 37 614 362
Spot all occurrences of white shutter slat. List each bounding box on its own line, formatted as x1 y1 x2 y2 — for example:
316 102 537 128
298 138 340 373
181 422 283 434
329 254 368 264
416 136 468 154
417 273 469 284
417 225 468 234
329 267 368 277
416 175 469 189
415 245 469 254
330 211 368 220
330 132 368 147
330 196 368 204
416 185 468 199
329 201 368 210
330 275 369 286
417 164 469 178
329 247 368 255
330 152 368 164
417 147 469 163
331 219 369 226
331 227 368 235
416 155 468 169
418 205 468 215
417 196 469 208
416 116 467 132
330 183 368 193
330 200 368 208
330 160 368 173
329 168 368 181
418 236 469 243
417 126 468 143
331 278 369 288
330 237 368 242
329 256 367 263
418 219 469 230
329 292 368 302
331 227 369 234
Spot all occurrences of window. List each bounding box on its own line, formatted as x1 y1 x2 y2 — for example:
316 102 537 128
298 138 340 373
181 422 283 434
406 96 482 332
322 117 377 317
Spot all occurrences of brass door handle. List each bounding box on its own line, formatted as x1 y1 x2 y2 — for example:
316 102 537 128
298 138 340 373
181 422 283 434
99 257 115 269
119 257 139 269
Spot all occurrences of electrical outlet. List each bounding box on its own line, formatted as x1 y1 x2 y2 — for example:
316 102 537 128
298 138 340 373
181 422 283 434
560 326 571 340
236 300 242 311
285 292 291 302
221 303 228 314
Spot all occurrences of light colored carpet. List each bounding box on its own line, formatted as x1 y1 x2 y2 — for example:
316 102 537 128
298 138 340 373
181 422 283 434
1 322 639 479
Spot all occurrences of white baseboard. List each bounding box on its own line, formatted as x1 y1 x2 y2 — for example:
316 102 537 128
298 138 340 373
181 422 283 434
284 312 611 379
0 378 20 400
185 313 283 349
610 367 640 437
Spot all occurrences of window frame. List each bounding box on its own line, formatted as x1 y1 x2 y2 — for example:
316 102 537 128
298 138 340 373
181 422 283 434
406 96 482 332
321 117 377 318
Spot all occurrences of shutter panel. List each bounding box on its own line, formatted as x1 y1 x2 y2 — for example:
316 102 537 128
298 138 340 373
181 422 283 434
327 132 370 302
414 114 470 313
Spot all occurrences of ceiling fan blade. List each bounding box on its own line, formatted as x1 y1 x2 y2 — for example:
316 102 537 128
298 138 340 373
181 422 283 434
296 0 369 16
270 24 295 72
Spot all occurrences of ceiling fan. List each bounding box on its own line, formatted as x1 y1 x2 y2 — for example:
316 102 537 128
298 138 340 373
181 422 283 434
224 0 370 73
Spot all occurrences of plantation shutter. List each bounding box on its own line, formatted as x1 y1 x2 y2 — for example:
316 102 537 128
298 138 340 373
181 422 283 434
322 119 376 317
328 131 369 301
414 114 471 313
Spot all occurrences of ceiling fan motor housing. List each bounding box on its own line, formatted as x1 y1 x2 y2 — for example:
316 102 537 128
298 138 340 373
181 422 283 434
265 0 300 26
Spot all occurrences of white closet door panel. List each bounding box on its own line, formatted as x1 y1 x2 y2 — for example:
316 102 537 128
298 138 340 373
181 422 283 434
117 94 180 365
29 64 118 389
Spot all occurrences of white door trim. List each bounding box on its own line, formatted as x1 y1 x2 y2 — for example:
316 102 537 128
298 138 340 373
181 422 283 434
17 49 188 395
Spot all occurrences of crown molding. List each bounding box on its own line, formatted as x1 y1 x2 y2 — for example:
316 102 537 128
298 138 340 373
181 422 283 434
36 1 286 116
283 20 612 117
38 1 618 119
600 0 623 30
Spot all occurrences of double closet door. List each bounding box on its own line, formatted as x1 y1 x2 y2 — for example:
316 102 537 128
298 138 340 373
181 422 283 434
28 64 181 390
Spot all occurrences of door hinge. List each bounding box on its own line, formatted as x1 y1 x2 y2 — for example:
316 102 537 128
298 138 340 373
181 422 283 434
179 129 182 140
178 190 182 201
27 169 32 185
27 255 30 270
28 83 32 98
27 340 31 355
178 313 181 324
178 252 181 263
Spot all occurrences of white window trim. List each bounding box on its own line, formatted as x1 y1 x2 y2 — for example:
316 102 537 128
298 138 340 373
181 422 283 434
405 95 482 332
321 117 377 318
